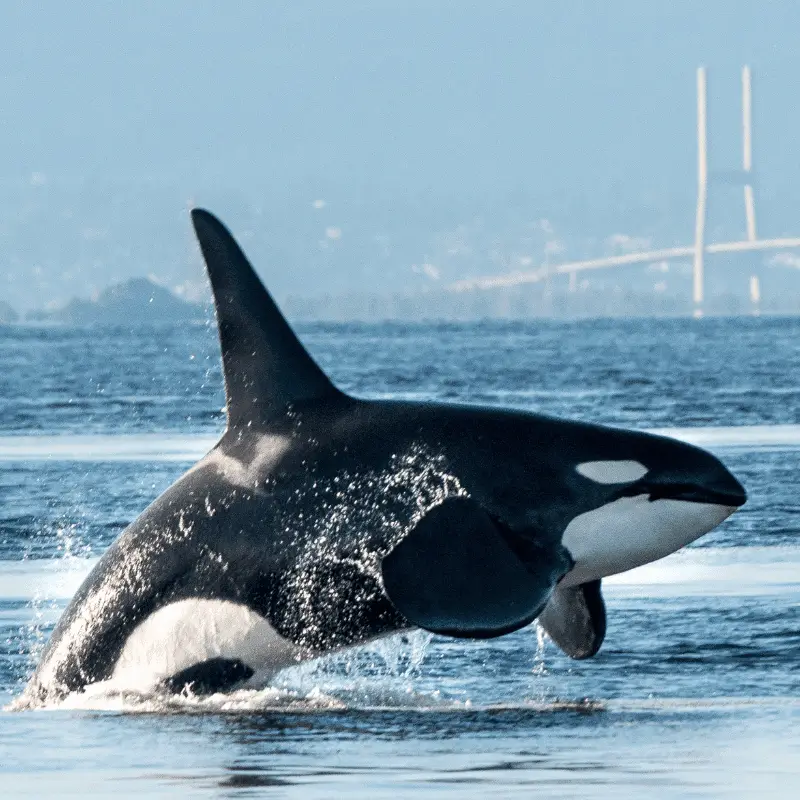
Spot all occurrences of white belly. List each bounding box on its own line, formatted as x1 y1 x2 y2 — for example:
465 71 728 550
111 598 307 690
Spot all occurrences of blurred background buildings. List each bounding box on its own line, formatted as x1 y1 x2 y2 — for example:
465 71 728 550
3 2 800 321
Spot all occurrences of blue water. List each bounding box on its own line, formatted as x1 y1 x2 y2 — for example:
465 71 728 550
0 318 798 797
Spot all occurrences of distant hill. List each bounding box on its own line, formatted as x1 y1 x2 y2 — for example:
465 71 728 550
28 277 204 325
0 301 18 324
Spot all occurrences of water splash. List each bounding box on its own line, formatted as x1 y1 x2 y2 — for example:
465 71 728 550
532 622 549 678
9 681 347 714
7 630 439 713
278 445 467 651
275 630 436 707
18 520 94 680
520 621 558 706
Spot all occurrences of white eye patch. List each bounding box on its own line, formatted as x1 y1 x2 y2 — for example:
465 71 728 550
576 460 649 485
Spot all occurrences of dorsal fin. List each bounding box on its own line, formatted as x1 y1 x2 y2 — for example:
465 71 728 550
191 208 342 429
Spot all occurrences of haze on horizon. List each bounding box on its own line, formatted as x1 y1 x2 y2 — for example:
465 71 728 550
2 0 800 312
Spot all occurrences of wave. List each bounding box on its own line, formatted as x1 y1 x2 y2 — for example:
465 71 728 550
603 545 800 598
0 557 98 603
8 677 798 715
0 425 798 462
2 546 797 605
0 434 219 462
649 424 800 449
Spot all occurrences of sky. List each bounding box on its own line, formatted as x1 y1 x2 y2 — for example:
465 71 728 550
2 1 800 309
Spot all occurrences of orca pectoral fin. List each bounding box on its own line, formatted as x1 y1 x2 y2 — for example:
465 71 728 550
381 496 557 639
536 579 606 659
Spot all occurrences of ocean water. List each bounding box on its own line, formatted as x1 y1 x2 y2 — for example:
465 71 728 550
0 316 798 798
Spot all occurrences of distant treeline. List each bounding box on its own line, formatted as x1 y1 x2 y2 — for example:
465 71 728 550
283 286 796 322
5 273 800 327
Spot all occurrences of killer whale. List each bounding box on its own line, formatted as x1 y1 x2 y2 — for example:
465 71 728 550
20 209 746 706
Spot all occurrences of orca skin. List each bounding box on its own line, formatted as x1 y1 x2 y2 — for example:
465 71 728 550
20 210 746 706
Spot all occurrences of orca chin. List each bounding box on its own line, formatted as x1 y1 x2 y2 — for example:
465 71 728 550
559 495 738 587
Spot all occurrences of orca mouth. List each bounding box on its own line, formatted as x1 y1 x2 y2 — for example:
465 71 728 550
644 482 747 507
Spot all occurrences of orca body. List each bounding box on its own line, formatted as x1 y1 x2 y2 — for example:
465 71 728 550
20 210 746 706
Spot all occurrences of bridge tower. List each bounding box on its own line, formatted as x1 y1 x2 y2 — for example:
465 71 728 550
693 66 758 315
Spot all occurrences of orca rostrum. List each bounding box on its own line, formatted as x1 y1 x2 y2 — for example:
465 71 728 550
20 209 746 706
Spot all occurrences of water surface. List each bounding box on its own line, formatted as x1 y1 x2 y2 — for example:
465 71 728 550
0 318 797 797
